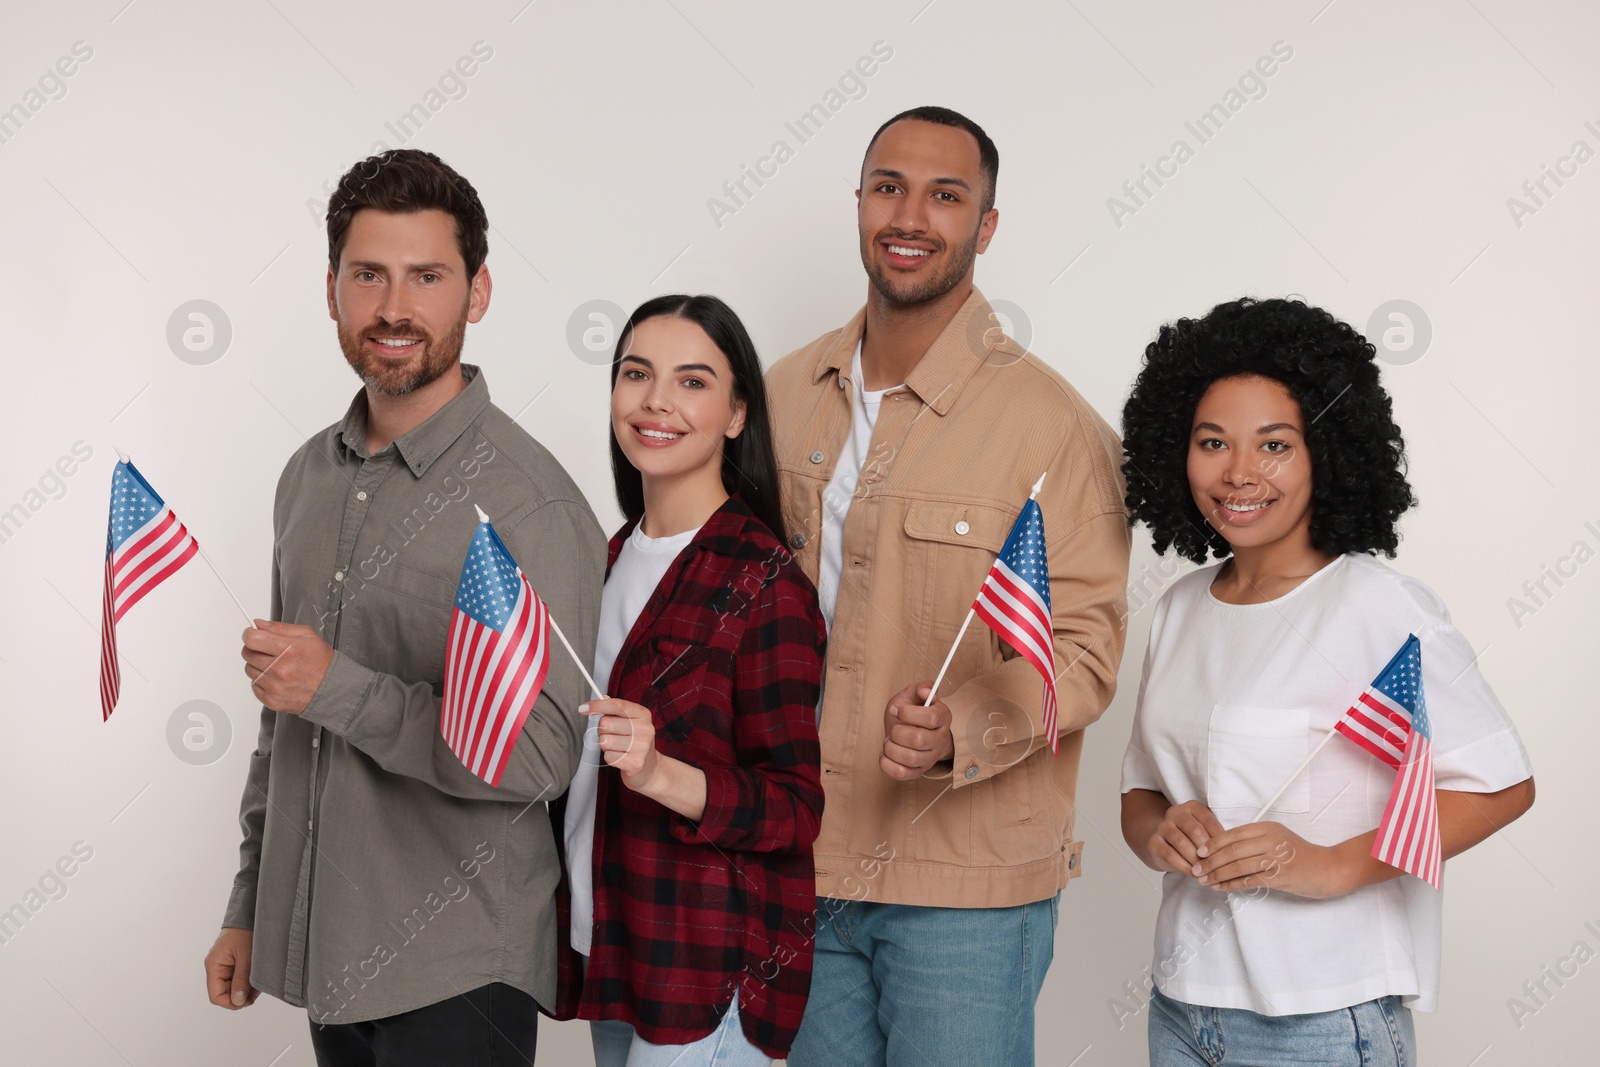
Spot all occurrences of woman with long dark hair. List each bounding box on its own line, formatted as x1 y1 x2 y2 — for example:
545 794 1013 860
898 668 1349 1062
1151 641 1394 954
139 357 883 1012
548 295 825 1065
1117 296 1534 1066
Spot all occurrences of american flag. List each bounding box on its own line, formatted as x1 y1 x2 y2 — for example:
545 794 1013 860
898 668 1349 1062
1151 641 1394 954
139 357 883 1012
971 498 1060 753
1336 634 1441 889
441 516 551 786
100 460 199 720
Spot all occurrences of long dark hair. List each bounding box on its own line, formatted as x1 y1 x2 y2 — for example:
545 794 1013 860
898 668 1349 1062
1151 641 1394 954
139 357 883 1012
609 295 788 545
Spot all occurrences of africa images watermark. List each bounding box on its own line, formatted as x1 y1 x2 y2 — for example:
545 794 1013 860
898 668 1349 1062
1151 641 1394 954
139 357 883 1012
0 841 95 949
1106 839 1293 1030
1504 116 1600 230
0 441 95 548
726 840 897 1014
1106 40 1295 229
313 841 497 1020
0 40 94 148
311 436 499 638
1504 517 1599 630
1505 918 1600 1030
706 40 895 229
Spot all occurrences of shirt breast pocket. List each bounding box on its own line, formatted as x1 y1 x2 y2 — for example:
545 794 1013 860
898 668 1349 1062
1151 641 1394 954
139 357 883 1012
641 636 716 744
1205 703 1311 815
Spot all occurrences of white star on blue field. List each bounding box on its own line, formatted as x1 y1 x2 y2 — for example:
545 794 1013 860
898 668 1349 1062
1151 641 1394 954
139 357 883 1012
455 524 522 629
108 463 168 552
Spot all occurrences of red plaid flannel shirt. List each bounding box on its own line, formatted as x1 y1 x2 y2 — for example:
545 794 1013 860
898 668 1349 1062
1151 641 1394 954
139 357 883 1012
547 496 825 1058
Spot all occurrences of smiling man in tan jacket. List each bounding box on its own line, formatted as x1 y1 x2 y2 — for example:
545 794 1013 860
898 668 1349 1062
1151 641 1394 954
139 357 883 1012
767 107 1131 1066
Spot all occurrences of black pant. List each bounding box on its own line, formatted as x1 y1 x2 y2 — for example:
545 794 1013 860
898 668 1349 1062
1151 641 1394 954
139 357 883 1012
309 982 538 1066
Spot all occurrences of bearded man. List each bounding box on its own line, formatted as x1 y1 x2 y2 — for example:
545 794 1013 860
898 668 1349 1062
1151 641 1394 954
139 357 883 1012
203 149 604 1067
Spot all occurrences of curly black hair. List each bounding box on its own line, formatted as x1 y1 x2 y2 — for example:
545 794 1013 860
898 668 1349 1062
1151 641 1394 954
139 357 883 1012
1121 296 1415 564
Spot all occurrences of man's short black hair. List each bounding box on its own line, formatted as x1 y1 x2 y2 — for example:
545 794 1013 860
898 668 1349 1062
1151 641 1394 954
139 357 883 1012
862 106 999 214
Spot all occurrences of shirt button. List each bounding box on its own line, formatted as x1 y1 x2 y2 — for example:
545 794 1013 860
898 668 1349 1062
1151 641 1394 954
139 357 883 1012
357 491 368 501
311 736 320 749
810 450 825 464
955 521 970 535
791 534 807 549
308 820 314 831
333 571 345 582
964 765 978 780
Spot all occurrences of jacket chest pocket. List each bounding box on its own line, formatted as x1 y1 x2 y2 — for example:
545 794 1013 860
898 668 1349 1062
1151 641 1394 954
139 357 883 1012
1205 703 1311 815
902 499 1013 636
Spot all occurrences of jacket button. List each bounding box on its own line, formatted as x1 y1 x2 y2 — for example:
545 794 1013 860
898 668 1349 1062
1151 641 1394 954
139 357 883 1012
809 450 825 464
837 376 847 389
954 521 970 535
791 534 807 549
964 765 978 779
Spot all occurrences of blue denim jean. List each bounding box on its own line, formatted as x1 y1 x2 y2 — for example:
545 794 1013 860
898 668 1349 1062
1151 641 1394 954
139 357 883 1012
1148 984 1415 1067
583 966 769 1067
787 894 1059 1067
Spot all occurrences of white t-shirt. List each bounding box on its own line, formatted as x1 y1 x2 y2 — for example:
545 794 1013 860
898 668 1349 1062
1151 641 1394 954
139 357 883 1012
1120 553 1532 1015
817 342 899 631
564 520 700 955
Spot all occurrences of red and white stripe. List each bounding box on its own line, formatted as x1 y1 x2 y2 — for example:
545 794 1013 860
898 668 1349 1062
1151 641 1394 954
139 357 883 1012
99 555 121 721
972 558 1060 752
441 576 552 787
1373 734 1441 889
99 507 198 720
1333 690 1409 768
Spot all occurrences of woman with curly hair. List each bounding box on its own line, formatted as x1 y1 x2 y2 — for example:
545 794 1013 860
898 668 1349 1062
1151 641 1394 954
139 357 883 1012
1117 297 1534 1066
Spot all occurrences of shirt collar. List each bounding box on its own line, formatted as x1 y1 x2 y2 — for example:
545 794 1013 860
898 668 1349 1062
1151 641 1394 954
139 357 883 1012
609 495 764 569
336 364 491 476
808 287 998 417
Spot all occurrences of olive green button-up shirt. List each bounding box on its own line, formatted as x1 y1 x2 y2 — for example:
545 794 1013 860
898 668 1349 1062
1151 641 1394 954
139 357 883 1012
223 365 605 1024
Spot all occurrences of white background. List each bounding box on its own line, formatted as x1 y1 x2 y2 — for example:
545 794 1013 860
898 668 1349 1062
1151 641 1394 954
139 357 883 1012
1 1 1595 1064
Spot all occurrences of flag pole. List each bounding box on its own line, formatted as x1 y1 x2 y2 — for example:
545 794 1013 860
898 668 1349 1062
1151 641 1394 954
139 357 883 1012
922 471 1048 708
117 446 254 627
1251 726 1339 822
475 505 604 699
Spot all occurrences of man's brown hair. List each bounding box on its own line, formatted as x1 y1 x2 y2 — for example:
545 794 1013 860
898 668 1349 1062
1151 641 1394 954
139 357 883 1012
325 149 489 278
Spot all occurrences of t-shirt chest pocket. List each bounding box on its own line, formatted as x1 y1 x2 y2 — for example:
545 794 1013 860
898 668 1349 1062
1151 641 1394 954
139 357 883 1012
1205 703 1312 814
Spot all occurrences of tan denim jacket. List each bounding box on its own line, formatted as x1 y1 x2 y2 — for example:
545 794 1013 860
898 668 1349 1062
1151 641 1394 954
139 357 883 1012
766 289 1130 908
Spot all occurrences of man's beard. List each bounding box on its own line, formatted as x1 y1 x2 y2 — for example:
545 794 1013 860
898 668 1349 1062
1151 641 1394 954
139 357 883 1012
860 227 980 307
337 311 467 396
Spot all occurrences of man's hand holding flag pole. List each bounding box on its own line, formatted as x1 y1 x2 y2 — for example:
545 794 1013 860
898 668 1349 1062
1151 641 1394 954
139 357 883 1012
891 472 1062 776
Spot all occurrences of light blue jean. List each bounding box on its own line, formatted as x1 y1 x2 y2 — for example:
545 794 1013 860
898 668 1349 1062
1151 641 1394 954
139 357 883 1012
787 894 1059 1067
590 991 769 1067
1148 985 1416 1067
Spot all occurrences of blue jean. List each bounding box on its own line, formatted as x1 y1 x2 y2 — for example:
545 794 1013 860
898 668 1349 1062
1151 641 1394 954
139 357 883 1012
787 894 1059 1067
590 992 769 1067
1148 985 1415 1067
